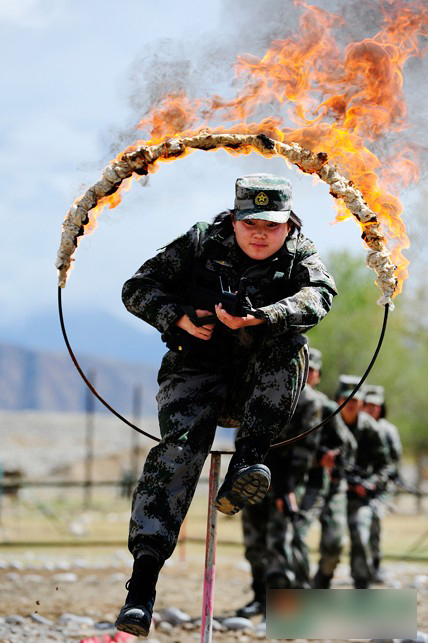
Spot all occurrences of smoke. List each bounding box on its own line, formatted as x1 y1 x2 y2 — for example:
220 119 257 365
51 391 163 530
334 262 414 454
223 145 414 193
106 0 303 155
104 0 427 210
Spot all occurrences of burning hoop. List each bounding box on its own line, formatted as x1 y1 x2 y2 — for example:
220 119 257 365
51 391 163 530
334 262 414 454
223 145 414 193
56 130 398 308
56 130 393 643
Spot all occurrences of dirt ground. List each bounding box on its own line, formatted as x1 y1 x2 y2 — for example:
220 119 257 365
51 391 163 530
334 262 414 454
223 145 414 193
0 480 427 641
0 544 427 642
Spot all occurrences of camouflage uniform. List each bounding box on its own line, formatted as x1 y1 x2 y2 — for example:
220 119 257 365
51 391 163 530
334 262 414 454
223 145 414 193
294 392 356 588
122 214 336 563
241 382 324 594
346 410 390 587
313 421 357 586
364 386 402 578
370 417 401 575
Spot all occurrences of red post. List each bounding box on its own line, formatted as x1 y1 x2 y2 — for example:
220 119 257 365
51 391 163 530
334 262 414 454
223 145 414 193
201 452 221 643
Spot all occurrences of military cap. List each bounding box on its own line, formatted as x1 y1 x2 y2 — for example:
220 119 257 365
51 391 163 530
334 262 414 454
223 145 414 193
364 384 385 406
234 173 293 223
336 374 365 400
309 347 322 371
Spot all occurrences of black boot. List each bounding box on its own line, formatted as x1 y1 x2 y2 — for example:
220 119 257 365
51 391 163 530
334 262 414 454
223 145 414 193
354 578 369 589
236 582 266 618
215 437 271 515
372 558 385 583
115 555 161 637
312 569 333 588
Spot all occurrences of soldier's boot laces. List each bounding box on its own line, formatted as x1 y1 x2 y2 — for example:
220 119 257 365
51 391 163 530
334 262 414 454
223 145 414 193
115 555 160 638
215 437 271 516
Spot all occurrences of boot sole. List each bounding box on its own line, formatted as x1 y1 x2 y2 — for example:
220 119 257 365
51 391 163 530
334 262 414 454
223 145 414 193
215 465 271 515
115 616 150 637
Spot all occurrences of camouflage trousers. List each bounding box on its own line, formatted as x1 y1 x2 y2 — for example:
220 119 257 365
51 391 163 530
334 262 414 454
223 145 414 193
242 492 295 589
370 493 389 572
293 479 329 587
129 336 308 562
347 495 375 584
317 486 347 577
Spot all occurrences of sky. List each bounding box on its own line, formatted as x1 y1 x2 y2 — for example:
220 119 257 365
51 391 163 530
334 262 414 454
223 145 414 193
0 0 426 348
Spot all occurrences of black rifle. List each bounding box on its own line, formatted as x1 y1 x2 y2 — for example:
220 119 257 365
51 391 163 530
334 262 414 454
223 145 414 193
345 464 385 499
389 472 423 497
185 267 261 327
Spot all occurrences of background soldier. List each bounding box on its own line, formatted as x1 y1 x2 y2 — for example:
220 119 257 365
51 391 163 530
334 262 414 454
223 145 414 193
332 375 390 588
363 384 402 582
237 373 323 617
293 349 356 589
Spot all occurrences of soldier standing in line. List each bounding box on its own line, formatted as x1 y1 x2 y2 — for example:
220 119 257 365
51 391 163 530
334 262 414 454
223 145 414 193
363 384 402 583
293 349 357 590
114 173 337 637
237 375 324 618
313 375 390 589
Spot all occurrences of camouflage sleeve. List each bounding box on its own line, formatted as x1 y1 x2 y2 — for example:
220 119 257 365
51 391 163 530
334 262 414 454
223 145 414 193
265 447 296 496
383 421 403 470
364 419 392 489
258 236 337 334
122 224 204 334
273 387 323 490
319 400 354 451
319 408 358 478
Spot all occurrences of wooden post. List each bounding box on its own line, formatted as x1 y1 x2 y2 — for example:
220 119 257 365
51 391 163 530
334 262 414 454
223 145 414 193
201 452 221 643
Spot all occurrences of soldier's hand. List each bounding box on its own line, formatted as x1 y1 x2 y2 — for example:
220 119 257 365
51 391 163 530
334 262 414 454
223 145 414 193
351 482 376 498
275 497 285 513
176 310 215 340
320 449 339 469
215 303 266 329
275 492 297 515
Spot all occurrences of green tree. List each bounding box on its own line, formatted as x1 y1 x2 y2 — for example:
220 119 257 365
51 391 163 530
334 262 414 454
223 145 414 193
308 249 428 455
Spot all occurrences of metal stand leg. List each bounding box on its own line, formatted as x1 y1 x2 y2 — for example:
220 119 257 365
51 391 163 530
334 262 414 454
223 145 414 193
201 452 221 643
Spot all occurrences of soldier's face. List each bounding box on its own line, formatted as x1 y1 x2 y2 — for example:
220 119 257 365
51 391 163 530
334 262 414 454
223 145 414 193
338 396 362 426
363 402 382 420
232 218 290 260
307 368 320 387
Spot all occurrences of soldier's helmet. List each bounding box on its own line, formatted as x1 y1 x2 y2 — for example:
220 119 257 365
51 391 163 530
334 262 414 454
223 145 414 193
234 174 292 223
364 384 385 406
308 347 322 371
336 374 365 401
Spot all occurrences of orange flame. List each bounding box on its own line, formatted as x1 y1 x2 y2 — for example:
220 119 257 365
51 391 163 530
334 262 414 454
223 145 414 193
87 0 427 295
133 1 427 294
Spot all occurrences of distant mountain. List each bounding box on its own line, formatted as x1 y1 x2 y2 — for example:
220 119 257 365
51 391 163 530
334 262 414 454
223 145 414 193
0 343 159 415
0 307 165 366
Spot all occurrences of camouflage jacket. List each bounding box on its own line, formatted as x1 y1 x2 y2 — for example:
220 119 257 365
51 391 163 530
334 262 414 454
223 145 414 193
122 215 337 360
306 390 357 490
265 384 324 496
378 418 402 479
345 410 391 496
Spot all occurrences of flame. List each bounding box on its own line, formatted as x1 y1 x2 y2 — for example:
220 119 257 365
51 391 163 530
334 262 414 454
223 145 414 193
83 176 134 237
85 0 427 294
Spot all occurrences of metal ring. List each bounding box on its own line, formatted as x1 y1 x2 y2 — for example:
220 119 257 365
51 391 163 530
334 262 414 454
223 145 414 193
58 287 389 455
